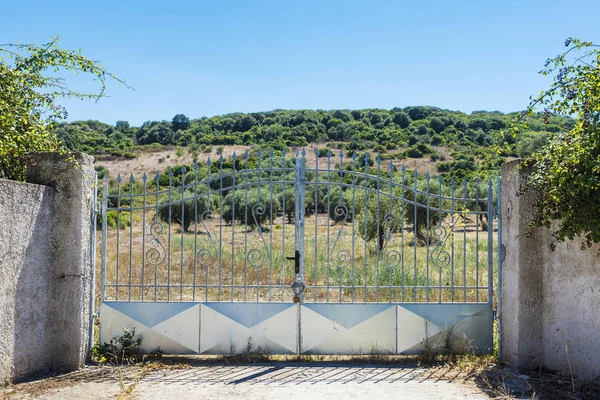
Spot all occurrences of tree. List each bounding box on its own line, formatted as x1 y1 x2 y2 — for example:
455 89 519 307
172 114 190 131
148 124 174 145
116 120 130 132
277 189 296 224
0 36 129 180
221 188 280 229
403 178 446 243
522 38 600 244
393 111 410 128
157 190 210 232
355 191 402 251
406 106 434 121
429 117 445 134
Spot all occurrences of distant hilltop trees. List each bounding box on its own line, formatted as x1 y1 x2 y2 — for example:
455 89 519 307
54 106 571 177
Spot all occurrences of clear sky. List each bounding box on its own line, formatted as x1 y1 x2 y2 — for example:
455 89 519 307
2 0 599 126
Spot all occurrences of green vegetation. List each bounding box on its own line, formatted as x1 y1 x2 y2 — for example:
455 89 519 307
522 38 600 244
57 106 570 179
0 37 128 181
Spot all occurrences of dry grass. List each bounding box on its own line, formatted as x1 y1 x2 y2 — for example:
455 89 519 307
97 144 451 183
97 145 251 181
97 211 497 305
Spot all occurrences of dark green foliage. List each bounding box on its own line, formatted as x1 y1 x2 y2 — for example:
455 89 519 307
221 189 280 229
157 191 210 232
317 148 329 158
52 106 569 178
406 143 433 159
95 165 109 179
392 111 410 128
172 114 190 131
429 117 445 133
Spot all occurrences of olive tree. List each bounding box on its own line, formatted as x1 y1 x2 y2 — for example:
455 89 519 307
157 190 210 232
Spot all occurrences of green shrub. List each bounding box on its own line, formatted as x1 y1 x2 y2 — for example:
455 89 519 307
407 147 423 158
373 144 386 154
95 165 109 179
97 210 131 230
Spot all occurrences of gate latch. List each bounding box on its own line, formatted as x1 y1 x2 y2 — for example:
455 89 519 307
287 250 305 302
286 250 300 274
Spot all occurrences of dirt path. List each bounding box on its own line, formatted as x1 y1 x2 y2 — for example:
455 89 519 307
1 364 490 400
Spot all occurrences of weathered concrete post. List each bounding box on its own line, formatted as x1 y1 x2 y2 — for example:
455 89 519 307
501 159 600 380
500 160 545 368
27 152 96 373
0 179 56 384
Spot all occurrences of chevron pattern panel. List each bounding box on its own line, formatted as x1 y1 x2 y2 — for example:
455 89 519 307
397 304 493 354
301 303 493 354
301 304 396 354
100 302 492 355
199 303 297 354
100 302 298 355
100 302 201 354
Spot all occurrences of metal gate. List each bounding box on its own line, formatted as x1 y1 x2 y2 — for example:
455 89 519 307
99 149 500 355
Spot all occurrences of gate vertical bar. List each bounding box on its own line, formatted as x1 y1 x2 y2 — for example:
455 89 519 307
89 172 98 351
294 149 306 355
487 180 493 305
100 175 107 302
294 149 306 296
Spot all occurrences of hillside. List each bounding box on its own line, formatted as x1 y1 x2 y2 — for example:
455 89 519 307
54 106 569 179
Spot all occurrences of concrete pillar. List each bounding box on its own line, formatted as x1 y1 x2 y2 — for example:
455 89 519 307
500 160 547 368
27 152 96 373
0 180 55 384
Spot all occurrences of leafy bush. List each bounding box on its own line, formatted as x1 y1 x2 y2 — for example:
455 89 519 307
317 148 329 158
97 210 131 230
523 38 600 243
407 146 424 158
95 165 109 179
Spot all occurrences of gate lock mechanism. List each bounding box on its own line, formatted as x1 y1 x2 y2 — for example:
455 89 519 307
287 250 305 303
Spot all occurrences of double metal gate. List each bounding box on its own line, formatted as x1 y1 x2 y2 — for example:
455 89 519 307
99 149 500 355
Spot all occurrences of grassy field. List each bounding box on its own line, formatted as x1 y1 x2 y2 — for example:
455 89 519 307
97 210 498 306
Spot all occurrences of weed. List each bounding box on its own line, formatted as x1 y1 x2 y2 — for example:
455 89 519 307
92 328 162 365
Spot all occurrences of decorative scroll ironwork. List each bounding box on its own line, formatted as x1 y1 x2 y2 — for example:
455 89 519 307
247 203 270 267
196 210 218 267
99 148 498 306
329 204 351 269
146 221 166 265
381 212 402 269
430 222 455 269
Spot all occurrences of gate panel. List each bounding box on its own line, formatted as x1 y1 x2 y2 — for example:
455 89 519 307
98 148 499 355
99 149 302 354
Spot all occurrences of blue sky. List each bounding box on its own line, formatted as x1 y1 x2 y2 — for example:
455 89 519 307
2 0 599 126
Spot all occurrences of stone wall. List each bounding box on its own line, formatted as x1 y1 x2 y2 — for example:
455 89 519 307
0 152 95 384
501 160 600 381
